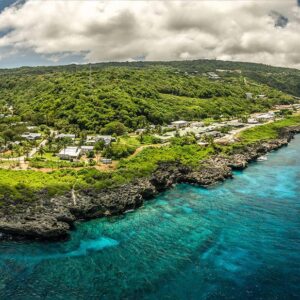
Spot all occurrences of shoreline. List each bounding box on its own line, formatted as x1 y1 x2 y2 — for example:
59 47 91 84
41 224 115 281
1 126 300 241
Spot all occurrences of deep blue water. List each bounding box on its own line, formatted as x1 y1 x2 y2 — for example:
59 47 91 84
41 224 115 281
1 137 300 300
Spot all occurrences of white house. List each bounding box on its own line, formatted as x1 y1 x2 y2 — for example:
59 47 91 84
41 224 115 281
81 145 94 153
135 128 147 135
86 135 116 146
171 120 188 129
56 133 76 140
21 133 42 140
257 94 266 99
245 93 253 100
248 118 259 124
255 112 275 122
207 72 220 80
101 158 112 164
58 147 81 160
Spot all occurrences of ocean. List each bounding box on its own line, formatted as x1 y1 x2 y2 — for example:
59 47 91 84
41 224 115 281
0 136 299 300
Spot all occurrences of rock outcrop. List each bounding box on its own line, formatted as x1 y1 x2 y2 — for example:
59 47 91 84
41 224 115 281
0 126 299 240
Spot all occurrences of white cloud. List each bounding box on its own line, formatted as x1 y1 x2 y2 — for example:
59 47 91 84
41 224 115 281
0 0 299 68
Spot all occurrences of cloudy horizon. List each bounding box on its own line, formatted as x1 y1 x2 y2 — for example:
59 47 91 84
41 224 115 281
0 0 299 69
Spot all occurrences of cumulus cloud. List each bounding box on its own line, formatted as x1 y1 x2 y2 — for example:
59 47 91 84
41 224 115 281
0 0 299 68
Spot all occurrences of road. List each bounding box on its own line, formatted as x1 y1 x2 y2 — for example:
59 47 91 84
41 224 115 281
214 120 274 144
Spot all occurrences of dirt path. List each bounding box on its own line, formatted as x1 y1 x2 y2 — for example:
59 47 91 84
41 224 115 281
128 143 169 159
215 120 274 144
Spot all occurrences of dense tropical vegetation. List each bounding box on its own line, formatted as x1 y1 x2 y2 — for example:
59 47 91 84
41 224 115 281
0 59 300 205
0 59 299 135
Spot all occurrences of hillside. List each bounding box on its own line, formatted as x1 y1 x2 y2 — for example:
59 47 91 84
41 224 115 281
0 59 299 132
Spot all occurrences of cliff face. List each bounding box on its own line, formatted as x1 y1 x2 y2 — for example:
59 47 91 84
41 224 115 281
0 126 299 241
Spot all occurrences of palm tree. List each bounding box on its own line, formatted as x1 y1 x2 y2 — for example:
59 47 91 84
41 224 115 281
23 143 31 159
37 146 45 158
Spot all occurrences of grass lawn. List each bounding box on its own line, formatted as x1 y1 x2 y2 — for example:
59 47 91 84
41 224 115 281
239 115 300 143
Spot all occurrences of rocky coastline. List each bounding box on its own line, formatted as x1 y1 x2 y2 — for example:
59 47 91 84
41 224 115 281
1 126 300 241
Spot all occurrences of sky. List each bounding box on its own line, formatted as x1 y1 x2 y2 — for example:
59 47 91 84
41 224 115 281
0 0 299 69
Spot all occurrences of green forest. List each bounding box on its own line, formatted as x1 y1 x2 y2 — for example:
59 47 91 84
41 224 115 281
0 59 299 133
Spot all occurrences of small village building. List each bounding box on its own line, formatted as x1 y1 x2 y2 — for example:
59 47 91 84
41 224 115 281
86 135 116 146
257 94 266 99
27 126 38 131
101 158 112 164
245 93 253 100
198 141 209 146
274 105 293 110
102 136 116 145
190 121 204 128
204 131 223 138
248 118 259 124
255 112 275 122
135 128 147 135
81 145 94 153
171 120 188 129
21 133 42 140
226 120 244 128
207 72 220 80
58 147 81 160
55 133 76 140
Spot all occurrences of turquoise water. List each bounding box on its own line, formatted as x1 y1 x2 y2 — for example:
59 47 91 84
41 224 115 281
1 137 300 300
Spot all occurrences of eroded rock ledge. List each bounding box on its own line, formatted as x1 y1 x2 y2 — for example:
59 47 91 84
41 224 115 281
1 126 299 240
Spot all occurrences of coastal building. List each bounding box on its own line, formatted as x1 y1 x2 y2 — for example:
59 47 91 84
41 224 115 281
248 118 259 124
226 120 244 127
207 72 220 80
245 93 253 100
257 94 266 99
21 133 42 140
190 121 204 128
255 112 275 122
81 145 94 153
204 131 223 138
86 135 116 146
198 141 209 146
27 126 38 131
58 147 81 160
101 158 112 164
171 120 188 129
55 133 76 140
135 128 147 135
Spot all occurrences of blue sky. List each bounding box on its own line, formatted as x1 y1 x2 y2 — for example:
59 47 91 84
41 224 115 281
0 0 299 69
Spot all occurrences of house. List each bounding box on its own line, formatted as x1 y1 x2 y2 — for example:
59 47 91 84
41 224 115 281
207 72 220 80
226 120 244 128
135 128 147 135
255 112 275 122
245 93 253 100
198 141 209 146
257 94 266 99
21 133 42 140
248 118 259 124
204 131 223 138
27 126 38 131
171 120 188 129
101 158 112 164
81 145 94 153
58 147 81 160
86 135 116 146
55 133 76 140
190 121 204 128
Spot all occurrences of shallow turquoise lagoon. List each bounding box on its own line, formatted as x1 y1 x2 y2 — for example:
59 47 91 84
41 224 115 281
0 136 300 299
